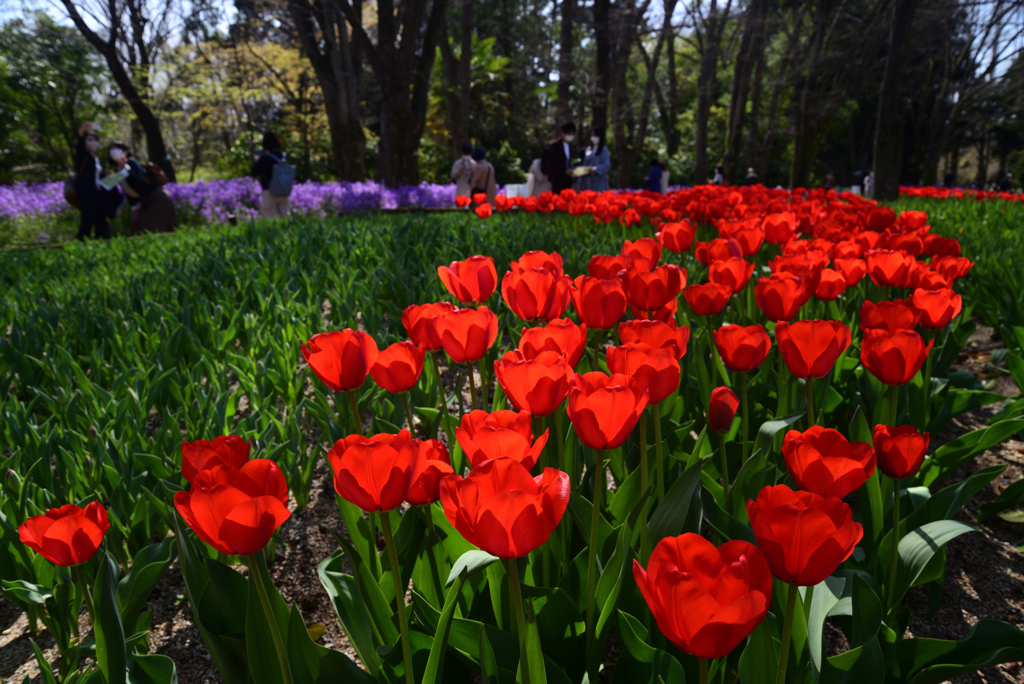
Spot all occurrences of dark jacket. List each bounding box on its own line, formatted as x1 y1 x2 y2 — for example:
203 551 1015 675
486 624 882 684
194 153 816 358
121 159 161 205
73 134 101 194
252 150 284 191
542 141 573 194
644 165 663 193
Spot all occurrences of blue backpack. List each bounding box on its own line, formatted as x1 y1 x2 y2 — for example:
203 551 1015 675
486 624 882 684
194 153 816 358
266 152 296 197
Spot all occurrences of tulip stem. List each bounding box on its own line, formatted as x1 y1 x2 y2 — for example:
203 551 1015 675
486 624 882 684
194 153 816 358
592 331 604 372
888 477 901 615
639 409 650 564
585 448 604 667
347 390 363 437
775 582 798 684
719 433 730 499
706 318 721 385
806 379 815 427
508 559 532 684
244 554 292 684
922 343 933 431
430 353 456 446
401 392 416 434
380 513 415 684
553 411 570 575
776 350 788 418
467 362 481 410
699 658 709 684
74 564 96 629
740 373 750 460
478 358 490 409
803 584 815 624
654 404 665 503
888 384 898 427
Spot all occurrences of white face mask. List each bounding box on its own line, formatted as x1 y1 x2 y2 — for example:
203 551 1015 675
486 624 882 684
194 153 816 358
563 134 575 143
590 136 600 145
463 155 471 160
110 149 125 163
85 139 100 153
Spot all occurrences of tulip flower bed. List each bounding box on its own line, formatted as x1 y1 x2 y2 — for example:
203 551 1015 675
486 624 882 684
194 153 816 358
3 186 1024 684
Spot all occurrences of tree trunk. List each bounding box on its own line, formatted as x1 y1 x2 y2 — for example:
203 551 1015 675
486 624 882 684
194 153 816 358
440 0 473 153
593 0 612 130
664 10 680 155
721 0 765 182
872 0 917 201
555 0 574 124
693 0 722 185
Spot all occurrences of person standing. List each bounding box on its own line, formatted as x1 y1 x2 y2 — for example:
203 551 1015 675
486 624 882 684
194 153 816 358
578 127 611 192
108 142 178 234
659 161 671 194
712 165 726 185
469 147 497 205
73 121 118 241
451 144 476 197
943 168 955 189
745 167 758 186
527 157 552 197
251 130 293 218
864 171 875 198
542 122 576 194
644 159 664 193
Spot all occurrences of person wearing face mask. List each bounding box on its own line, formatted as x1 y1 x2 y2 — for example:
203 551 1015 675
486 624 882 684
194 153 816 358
450 144 476 198
541 122 577 194
73 121 119 241
577 126 611 192
108 142 178 235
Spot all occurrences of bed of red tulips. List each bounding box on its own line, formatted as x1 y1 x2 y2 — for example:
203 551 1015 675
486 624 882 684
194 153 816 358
17 185 1024 684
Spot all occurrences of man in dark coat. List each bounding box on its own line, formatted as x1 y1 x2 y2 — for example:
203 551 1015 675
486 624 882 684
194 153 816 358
542 122 577 194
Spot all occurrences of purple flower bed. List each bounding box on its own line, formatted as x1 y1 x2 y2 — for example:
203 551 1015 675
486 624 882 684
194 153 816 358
1 178 457 223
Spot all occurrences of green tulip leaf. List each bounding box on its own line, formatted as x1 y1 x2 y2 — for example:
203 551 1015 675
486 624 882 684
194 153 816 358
446 549 500 588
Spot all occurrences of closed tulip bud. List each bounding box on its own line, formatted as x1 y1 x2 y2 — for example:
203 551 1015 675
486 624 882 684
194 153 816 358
181 435 252 483
501 268 572 322
633 534 772 660
872 424 929 479
618 320 690 359
402 302 456 350
329 439 417 513
370 341 425 394
5 468 22 495
519 318 588 368
684 282 732 317
833 258 868 287
567 372 649 450
19 502 111 566
622 264 685 312
911 287 962 329
474 203 493 219
570 276 628 330
437 255 498 304
456 409 549 469
709 257 755 294
436 306 499 363
775 320 851 379
861 329 932 386
713 324 771 373
755 272 810 322
657 221 696 253
302 329 379 392
860 299 919 334
709 386 739 433
746 484 863 586
695 238 743 266
782 426 876 498
606 343 681 405
932 255 973 281
762 212 797 244
494 350 574 417
814 268 847 300
866 249 915 288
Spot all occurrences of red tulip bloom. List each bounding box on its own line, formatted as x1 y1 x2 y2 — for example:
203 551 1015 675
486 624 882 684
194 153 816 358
623 264 685 312
436 306 499 363
775 320 851 379
762 212 797 244
746 484 863 586
406 440 455 506
588 254 632 279
439 457 570 559
472 193 487 205
175 460 290 556
866 249 915 288
888 233 924 257
782 427 876 498
456 409 549 469
455 195 471 208
181 435 250 483
495 350 574 417
932 256 974 281
695 238 744 266
834 258 868 287
911 288 962 329
684 282 732 317
402 302 456 351
622 237 662 265
755 273 810 322
567 372 649 450
438 255 498 304
814 269 847 300
519 318 588 368
371 341 425 394
501 268 572 322
923 235 961 258
860 299 919 334
861 329 933 385
713 324 771 373
729 225 765 257
633 534 772 660
709 257 755 294
872 424 930 479
658 221 696 253
302 329 379 392
606 344 681 404
570 276 628 330
513 250 564 274
911 267 952 291
475 203 493 219
618 320 690 359
330 438 417 513
709 386 739 433
19 502 110 566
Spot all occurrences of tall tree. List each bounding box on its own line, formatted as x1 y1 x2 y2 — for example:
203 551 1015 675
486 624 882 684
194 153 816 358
555 0 575 123
721 0 766 181
439 0 474 153
337 0 448 185
687 0 734 184
872 0 917 200
593 0 613 130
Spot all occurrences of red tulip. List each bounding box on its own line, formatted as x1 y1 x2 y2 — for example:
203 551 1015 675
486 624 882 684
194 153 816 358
570 276 628 330
475 203 493 219
618 320 690 359
684 282 732 317
606 344 681 404
371 341 425 393
519 318 588 368
622 237 662 265
19 502 110 566
455 195 471 208
566 372 649 450
695 238 744 266
438 255 498 304
501 268 572 322
860 299 919 334
911 288 962 329
709 386 739 433
588 254 632 279
782 427 876 498
301 329 379 392
406 440 455 506
713 324 771 372
746 484 863 586
872 424 930 479
709 257 755 294
866 249 915 288
932 256 974 281
834 258 868 287
658 221 696 253
329 438 416 513
472 193 487 205
728 225 765 257
436 306 499 363
755 273 810 322
181 435 250 484
328 431 412 481
633 534 772 659
775 320 851 378
456 409 549 469
439 457 570 559
174 460 290 555
403 302 456 350
762 212 797 244
513 250 564 274
630 299 679 324
861 329 932 385
495 350 574 416
623 264 685 312
923 235 961 258
814 268 847 300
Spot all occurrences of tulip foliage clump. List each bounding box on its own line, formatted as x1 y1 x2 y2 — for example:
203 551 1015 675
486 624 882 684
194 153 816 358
7 185 1024 684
